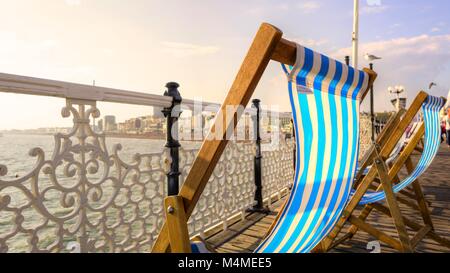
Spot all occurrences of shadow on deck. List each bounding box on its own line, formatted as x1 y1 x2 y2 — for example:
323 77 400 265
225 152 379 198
206 145 450 253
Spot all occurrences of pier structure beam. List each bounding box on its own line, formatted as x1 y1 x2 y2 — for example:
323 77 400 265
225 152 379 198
162 82 182 196
247 99 270 214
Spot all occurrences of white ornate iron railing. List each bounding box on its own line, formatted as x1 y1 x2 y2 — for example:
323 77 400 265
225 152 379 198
0 72 294 253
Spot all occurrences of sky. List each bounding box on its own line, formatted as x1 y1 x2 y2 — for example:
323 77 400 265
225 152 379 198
0 0 449 129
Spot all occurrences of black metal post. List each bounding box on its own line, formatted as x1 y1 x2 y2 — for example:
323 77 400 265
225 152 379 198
247 99 269 214
162 82 182 196
345 56 350 66
369 63 375 141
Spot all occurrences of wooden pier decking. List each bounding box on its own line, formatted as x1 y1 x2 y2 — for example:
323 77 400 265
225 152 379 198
206 144 450 253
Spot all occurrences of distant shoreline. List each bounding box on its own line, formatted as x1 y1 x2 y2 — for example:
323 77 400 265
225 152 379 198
0 131 166 140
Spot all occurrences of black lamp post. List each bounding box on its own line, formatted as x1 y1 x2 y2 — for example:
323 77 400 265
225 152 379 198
247 99 270 214
162 82 182 196
369 63 375 142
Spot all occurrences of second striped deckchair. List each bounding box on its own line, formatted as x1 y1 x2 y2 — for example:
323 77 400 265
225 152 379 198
256 44 371 253
319 92 450 252
357 96 444 204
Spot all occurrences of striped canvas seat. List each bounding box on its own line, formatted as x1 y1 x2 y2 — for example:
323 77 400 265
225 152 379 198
356 96 445 204
255 44 370 253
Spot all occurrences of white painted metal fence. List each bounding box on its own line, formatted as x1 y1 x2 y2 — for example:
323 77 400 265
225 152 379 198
0 73 294 253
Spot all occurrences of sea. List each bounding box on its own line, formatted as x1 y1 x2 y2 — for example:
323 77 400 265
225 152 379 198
0 133 201 252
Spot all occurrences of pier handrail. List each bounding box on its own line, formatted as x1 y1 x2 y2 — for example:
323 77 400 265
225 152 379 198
0 72 291 118
0 72 172 108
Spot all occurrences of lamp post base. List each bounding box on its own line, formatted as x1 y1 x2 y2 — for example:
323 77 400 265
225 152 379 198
246 206 271 214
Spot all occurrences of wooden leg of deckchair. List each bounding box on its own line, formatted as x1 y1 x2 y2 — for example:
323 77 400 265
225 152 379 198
320 119 427 252
374 157 413 252
348 215 404 251
405 157 434 228
346 186 382 237
346 172 416 238
164 196 191 253
398 188 417 200
316 168 376 252
372 203 450 249
318 153 387 249
345 158 414 252
396 196 421 210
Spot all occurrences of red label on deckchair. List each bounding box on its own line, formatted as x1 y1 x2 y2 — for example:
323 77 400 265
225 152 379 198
296 84 313 94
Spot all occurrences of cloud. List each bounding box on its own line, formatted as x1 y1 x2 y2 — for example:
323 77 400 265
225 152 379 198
161 42 220 58
278 3 289 11
333 34 450 60
360 5 389 14
297 1 321 14
366 0 382 6
0 32 59 55
292 38 329 48
431 27 440 33
332 34 450 110
244 6 265 16
390 23 402 29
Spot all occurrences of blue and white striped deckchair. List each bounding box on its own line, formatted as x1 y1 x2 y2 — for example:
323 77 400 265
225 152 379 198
356 96 445 205
255 44 371 253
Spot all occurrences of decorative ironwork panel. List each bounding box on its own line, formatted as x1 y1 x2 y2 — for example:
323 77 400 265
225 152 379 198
262 140 295 206
186 141 256 235
0 99 169 253
359 115 372 161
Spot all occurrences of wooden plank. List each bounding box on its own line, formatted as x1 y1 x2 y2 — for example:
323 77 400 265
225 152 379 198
207 212 269 247
347 195 380 236
377 109 406 147
399 188 418 200
411 225 432 248
374 156 413 252
318 166 376 252
329 232 354 249
397 196 421 210
380 92 428 159
164 196 191 253
348 215 403 251
271 38 296 65
271 37 377 101
405 158 434 228
151 23 283 253
355 109 405 183
371 203 450 248
264 196 288 238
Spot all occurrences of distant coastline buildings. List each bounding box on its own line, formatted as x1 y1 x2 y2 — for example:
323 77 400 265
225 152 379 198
1 107 293 140
103 115 117 132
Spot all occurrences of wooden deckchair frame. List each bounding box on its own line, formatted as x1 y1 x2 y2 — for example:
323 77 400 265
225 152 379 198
318 92 450 252
264 105 410 242
151 22 377 253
